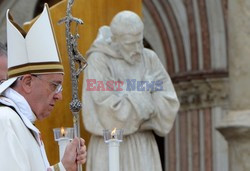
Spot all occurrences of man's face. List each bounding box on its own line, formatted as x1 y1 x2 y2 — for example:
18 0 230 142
0 55 7 82
117 32 143 64
29 73 63 120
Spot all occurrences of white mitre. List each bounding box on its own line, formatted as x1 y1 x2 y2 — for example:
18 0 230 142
0 3 63 94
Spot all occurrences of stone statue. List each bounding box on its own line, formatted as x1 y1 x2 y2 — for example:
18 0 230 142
82 10 180 171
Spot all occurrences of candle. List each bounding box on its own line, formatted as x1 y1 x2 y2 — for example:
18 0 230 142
53 127 74 160
103 128 123 171
58 138 70 160
108 139 120 171
58 128 70 160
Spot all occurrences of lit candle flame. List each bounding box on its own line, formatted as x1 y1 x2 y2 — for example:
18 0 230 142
111 128 116 139
111 128 117 135
61 127 65 137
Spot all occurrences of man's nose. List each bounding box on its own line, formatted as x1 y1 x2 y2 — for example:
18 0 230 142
54 92 63 101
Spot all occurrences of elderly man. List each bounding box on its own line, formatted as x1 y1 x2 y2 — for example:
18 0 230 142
0 43 7 82
0 4 86 171
83 11 179 171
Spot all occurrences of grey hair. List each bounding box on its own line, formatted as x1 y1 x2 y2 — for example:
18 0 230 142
0 42 7 57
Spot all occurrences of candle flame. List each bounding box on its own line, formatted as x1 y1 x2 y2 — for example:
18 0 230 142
111 128 116 137
61 127 65 136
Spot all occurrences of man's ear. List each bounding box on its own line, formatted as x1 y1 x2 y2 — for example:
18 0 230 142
20 75 33 93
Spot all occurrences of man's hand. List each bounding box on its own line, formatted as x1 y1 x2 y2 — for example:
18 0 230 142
61 138 87 171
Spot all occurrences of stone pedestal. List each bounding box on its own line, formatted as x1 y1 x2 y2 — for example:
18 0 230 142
217 110 250 171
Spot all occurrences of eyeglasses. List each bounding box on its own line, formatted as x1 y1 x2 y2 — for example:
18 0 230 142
32 75 63 93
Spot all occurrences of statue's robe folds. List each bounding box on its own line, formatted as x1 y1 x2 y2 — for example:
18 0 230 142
82 26 180 171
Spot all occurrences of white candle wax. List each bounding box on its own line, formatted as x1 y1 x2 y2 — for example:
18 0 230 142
58 138 71 160
108 139 120 171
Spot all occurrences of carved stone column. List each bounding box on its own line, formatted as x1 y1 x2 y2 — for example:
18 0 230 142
217 0 250 170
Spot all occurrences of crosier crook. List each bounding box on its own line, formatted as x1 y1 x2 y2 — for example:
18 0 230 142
58 0 88 170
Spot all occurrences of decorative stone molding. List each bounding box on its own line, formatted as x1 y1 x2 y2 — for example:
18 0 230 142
174 77 229 111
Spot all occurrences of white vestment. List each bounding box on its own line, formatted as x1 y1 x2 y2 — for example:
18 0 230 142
0 88 65 171
82 26 180 171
